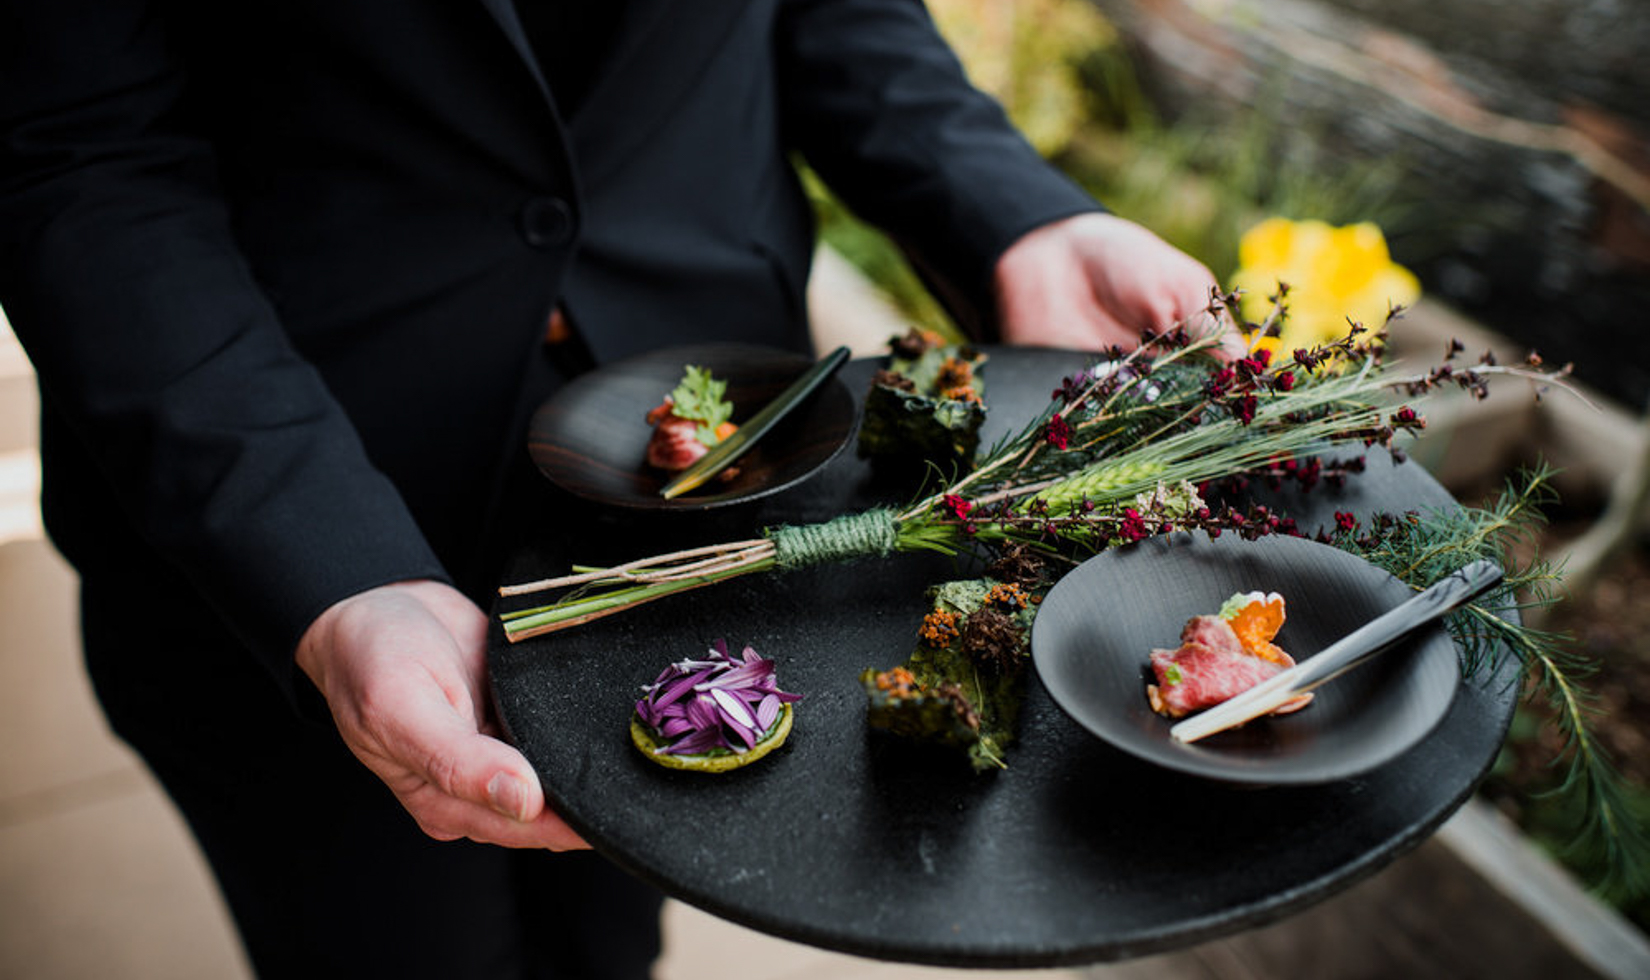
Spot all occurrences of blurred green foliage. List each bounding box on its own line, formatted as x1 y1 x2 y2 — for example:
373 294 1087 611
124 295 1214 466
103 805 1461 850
807 0 1414 337
1492 703 1650 931
802 167 957 338
1061 47 1415 285
806 0 1118 340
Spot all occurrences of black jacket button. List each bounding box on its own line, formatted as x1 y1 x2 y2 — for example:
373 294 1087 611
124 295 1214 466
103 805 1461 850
519 196 576 248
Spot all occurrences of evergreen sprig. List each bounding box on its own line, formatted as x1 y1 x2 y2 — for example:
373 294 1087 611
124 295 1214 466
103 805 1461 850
1331 466 1650 902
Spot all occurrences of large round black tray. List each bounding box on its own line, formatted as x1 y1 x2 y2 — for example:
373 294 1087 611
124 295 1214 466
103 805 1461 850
490 348 1516 967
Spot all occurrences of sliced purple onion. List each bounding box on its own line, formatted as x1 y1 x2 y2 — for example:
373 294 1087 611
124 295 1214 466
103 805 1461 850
635 640 801 756
755 693 780 731
709 687 756 729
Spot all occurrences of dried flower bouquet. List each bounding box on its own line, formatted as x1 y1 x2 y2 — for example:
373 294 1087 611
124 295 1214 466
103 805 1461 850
499 295 1564 641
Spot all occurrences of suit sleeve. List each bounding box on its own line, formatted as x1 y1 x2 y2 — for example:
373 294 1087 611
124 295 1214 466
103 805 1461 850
0 1 449 692
774 0 1103 335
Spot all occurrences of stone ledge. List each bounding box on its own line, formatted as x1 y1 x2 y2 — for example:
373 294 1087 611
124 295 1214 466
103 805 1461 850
1440 798 1650 980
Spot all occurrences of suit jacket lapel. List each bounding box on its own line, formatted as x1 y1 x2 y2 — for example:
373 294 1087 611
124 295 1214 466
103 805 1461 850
476 0 753 192
571 1 752 190
474 0 557 109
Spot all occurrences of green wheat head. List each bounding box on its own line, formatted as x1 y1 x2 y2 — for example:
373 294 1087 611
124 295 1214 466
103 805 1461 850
1032 460 1168 513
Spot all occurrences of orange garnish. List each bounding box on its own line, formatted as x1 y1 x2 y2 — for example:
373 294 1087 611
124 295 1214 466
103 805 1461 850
1244 638 1291 666
1228 593 1290 665
713 420 738 442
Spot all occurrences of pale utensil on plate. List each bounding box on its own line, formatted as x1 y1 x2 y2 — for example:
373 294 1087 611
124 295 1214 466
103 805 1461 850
1170 559 1504 744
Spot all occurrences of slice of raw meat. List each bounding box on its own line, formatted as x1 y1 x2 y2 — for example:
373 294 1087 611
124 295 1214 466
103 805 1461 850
1146 641 1286 718
1179 615 1245 658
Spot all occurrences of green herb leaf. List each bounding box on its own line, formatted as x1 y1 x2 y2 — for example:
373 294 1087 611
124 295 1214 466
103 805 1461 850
667 366 735 446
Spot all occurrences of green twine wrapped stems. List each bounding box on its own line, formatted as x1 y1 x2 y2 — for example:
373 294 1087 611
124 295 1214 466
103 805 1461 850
500 510 910 640
770 509 901 568
498 407 1375 642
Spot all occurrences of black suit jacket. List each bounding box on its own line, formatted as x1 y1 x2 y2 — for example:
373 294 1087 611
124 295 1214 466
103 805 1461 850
0 0 1095 691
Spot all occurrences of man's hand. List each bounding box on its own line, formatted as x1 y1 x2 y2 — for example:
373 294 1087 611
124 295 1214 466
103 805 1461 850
296 580 588 850
994 212 1243 356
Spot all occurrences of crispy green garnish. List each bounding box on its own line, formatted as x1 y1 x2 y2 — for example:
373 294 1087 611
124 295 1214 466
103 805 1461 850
1218 593 1251 619
862 577 1041 771
668 366 735 445
857 331 988 472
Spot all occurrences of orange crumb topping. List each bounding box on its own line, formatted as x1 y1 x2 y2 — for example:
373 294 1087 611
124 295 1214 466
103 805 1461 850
919 610 960 648
874 666 920 697
935 356 975 392
984 582 1030 610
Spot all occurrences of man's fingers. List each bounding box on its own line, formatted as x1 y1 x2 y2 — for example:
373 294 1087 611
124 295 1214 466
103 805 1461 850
1181 305 1249 361
377 713 590 849
420 730 540 818
341 660 586 844
375 681 542 815
296 580 593 849
996 214 1234 352
399 778 591 850
998 253 1137 350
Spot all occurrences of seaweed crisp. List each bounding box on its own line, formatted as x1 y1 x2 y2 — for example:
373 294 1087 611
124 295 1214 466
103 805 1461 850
856 328 987 475
860 576 1044 772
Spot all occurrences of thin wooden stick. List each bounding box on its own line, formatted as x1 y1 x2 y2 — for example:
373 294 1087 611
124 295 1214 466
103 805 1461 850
971 476 1060 508
503 576 737 641
642 545 775 583
498 538 768 596
564 542 775 588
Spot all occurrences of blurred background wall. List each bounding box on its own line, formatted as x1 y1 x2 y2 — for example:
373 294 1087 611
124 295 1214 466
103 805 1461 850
1086 0 1650 407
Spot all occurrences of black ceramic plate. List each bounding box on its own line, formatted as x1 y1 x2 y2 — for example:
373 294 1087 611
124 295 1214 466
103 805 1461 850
1032 532 1461 784
528 343 857 510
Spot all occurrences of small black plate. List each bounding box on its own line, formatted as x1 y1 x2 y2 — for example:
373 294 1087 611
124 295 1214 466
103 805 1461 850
527 343 857 511
1031 532 1461 784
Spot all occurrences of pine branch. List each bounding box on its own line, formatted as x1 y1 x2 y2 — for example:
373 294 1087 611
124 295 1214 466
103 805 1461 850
1332 467 1650 903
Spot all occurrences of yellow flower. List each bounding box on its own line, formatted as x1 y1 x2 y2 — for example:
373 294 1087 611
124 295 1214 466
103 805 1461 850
1230 218 1421 353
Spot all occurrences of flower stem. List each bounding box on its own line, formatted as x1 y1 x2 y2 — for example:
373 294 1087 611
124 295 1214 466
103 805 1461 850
501 556 777 641
499 538 769 595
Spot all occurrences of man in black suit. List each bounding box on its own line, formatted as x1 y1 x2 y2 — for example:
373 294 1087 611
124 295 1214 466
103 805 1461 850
1 1 1223 975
